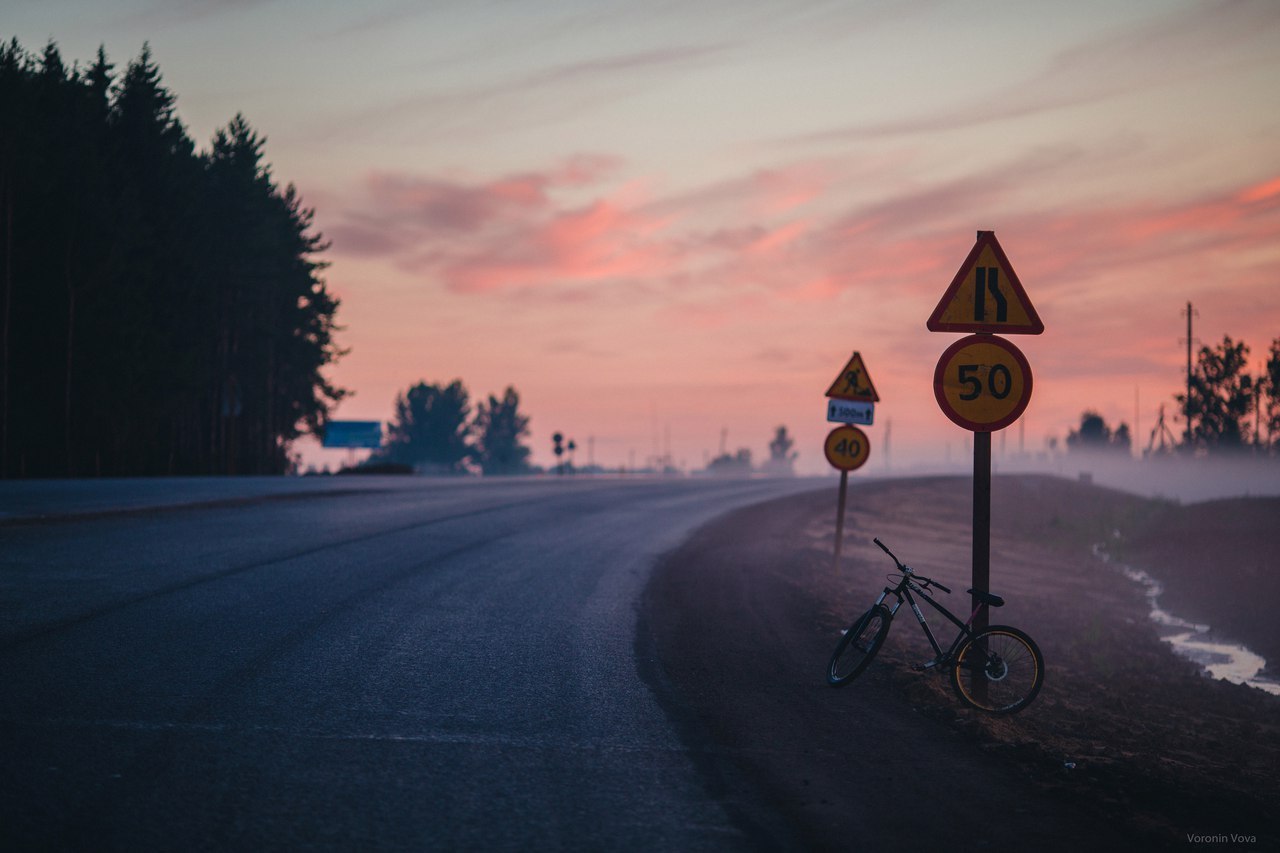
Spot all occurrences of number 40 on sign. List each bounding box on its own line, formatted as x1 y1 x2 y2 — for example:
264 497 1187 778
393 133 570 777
824 425 870 471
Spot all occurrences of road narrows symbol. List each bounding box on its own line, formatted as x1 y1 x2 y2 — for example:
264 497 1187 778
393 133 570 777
927 232 1042 334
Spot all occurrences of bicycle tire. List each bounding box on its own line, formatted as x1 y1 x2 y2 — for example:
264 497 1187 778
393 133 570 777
827 605 891 686
949 625 1044 714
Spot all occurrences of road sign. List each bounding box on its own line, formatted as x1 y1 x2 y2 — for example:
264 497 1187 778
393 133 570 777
824 425 870 471
825 352 880 401
322 420 383 448
827 399 874 425
933 334 1033 432
927 231 1043 335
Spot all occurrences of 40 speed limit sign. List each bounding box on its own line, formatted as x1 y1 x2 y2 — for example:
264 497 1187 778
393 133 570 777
933 334 1032 432
824 425 870 471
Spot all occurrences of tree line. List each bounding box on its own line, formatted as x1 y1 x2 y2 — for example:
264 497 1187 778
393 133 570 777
0 40 345 477
1068 335 1280 456
365 379 802 478
368 380 533 476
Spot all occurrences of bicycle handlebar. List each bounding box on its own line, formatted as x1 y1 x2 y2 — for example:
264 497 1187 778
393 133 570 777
874 537 950 594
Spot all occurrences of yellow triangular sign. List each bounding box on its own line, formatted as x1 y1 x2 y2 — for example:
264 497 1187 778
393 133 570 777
927 231 1044 334
825 351 880 402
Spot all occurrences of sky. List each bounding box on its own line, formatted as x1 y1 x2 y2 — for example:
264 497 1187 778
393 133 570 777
9 0 1280 474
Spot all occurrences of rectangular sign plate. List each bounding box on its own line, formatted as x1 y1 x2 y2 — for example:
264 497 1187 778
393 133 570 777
322 420 383 449
827 399 874 426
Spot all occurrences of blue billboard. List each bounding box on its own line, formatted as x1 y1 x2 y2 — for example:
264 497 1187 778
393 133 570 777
322 420 383 449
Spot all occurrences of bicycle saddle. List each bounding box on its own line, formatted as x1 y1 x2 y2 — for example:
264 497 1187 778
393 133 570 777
967 588 1005 607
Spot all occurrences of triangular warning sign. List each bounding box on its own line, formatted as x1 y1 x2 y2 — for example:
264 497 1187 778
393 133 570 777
927 231 1044 334
825 351 880 402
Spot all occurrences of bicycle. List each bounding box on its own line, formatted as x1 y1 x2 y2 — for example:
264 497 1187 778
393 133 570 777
826 538 1044 714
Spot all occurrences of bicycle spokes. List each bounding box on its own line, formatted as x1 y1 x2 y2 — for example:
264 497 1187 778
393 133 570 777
950 627 1044 714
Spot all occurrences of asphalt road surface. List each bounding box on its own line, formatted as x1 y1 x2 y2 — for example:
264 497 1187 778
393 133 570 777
1 476 820 851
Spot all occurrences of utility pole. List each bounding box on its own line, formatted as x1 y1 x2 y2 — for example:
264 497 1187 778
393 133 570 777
1183 301 1197 445
1134 386 1140 459
884 418 892 471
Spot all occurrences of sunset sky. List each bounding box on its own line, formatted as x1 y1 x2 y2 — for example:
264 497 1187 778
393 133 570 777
11 0 1280 474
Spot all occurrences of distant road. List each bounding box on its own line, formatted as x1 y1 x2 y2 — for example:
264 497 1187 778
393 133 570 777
0 476 821 850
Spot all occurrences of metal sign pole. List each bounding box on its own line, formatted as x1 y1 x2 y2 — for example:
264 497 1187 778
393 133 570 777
972 431 991 705
928 229 1042 707
832 470 849 571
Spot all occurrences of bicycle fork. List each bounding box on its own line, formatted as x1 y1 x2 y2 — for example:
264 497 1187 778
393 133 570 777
879 584 982 673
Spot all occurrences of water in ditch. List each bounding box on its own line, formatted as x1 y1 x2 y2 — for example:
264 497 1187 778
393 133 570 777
1093 542 1280 696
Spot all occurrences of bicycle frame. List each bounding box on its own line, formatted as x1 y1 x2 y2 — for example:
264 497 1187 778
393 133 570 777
830 537 1043 713
872 575 985 667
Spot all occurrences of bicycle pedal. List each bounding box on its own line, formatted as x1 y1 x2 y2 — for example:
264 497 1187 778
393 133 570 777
912 659 940 672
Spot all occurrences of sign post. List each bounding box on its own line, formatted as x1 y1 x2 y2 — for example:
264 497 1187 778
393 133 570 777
824 353 879 571
928 231 1042 704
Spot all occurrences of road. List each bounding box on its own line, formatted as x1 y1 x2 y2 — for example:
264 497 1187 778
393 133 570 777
1 476 821 851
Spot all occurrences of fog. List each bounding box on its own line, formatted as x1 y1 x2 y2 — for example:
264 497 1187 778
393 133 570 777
858 451 1280 505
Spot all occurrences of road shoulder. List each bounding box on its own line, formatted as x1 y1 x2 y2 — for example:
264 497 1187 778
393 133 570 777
640 476 1280 850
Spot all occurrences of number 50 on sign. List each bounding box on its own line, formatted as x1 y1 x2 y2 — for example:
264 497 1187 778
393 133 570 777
933 334 1033 432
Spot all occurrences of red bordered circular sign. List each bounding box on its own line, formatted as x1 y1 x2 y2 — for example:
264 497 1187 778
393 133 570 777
824 425 870 471
933 334 1032 432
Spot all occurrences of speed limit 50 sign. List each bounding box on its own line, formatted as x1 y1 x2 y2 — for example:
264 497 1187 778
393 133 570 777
933 334 1032 432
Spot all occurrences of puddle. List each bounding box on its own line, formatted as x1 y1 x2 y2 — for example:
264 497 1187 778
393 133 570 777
1094 542 1280 697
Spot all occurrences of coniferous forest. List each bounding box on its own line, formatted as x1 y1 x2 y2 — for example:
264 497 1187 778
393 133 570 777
0 40 346 477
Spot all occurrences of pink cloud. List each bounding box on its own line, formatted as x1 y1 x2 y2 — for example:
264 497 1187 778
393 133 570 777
1239 176 1280 204
328 154 624 261
438 198 676 293
746 219 810 255
328 147 1279 338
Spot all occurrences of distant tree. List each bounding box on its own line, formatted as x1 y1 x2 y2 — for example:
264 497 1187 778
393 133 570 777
1261 338 1280 453
706 448 753 476
472 387 532 475
1111 422 1132 454
1176 336 1255 452
378 380 472 473
762 425 797 476
1066 411 1131 453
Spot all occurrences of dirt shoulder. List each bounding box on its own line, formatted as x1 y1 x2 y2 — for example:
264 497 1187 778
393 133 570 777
640 475 1280 850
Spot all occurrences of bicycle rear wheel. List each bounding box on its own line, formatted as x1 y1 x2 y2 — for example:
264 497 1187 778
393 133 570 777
949 625 1044 714
827 605 890 686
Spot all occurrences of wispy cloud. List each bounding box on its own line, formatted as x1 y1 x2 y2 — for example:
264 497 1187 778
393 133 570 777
781 0 1280 145
314 1 428 40
314 40 733 143
328 154 622 258
115 0 281 30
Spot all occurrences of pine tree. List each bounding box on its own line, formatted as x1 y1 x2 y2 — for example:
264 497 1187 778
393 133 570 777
379 380 473 474
0 39 347 477
473 387 532 475
1261 339 1280 452
1177 336 1255 452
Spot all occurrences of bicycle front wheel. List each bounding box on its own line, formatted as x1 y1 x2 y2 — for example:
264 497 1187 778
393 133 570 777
827 605 891 687
950 625 1044 714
